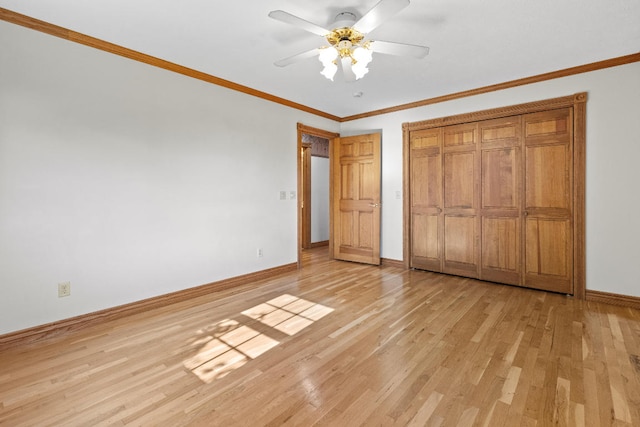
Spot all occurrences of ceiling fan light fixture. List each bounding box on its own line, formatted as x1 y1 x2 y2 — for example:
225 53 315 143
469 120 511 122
352 46 373 79
318 47 339 80
318 46 338 64
320 61 338 80
320 27 372 81
352 64 369 80
270 0 428 82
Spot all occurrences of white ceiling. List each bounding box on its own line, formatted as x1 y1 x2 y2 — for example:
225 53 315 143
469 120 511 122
1 0 639 118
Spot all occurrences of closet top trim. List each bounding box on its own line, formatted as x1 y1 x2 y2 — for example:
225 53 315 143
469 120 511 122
403 93 587 132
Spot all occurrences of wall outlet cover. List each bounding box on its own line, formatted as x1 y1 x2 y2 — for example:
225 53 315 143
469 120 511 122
58 282 71 298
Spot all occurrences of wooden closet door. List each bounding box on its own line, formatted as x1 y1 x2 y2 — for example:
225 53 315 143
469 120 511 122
410 129 443 271
523 109 573 293
442 123 480 278
479 117 522 285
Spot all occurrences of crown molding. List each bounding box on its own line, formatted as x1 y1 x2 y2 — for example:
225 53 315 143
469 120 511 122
343 53 639 122
0 7 341 122
1 8 639 123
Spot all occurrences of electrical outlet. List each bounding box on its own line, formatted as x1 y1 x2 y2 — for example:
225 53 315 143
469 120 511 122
279 191 287 200
58 282 71 298
257 248 263 258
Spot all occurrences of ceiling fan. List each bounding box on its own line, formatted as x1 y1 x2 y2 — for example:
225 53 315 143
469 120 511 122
269 0 429 81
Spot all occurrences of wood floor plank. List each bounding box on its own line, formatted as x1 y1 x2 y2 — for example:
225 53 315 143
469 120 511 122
1 247 640 426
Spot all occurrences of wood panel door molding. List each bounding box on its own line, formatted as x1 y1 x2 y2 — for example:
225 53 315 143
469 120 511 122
403 93 586 298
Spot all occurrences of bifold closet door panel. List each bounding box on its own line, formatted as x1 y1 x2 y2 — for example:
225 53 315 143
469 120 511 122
409 129 443 271
479 117 522 285
523 108 574 294
411 213 440 270
481 217 520 284
442 124 480 278
443 215 478 277
524 218 572 293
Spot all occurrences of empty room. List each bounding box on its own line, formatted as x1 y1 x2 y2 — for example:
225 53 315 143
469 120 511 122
1 0 639 425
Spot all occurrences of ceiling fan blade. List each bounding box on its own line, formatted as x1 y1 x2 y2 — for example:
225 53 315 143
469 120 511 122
274 48 321 67
369 40 429 58
268 10 331 37
353 0 410 34
340 57 357 82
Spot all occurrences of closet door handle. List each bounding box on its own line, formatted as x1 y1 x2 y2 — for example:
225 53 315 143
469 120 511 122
523 211 528 216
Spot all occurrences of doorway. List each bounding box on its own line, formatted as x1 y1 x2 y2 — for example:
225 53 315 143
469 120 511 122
297 124 339 267
301 135 331 250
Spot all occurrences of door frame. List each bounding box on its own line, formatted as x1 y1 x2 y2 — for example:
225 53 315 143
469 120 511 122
301 142 312 250
402 93 587 298
297 123 339 268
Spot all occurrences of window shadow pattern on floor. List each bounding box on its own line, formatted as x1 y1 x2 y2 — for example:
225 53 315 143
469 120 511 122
184 294 334 384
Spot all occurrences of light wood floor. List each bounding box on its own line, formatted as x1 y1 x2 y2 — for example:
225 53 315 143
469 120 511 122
1 248 640 426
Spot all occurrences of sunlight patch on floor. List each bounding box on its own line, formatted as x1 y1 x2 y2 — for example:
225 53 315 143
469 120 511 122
185 294 333 383
242 294 334 336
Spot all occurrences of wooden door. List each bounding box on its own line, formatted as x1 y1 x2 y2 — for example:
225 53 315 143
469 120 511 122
523 108 573 293
332 133 381 265
479 117 522 285
409 128 443 271
442 123 480 278
301 144 312 249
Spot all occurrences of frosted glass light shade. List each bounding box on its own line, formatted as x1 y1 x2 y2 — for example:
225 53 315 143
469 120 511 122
352 47 373 80
320 62 338 80
318 47 339 80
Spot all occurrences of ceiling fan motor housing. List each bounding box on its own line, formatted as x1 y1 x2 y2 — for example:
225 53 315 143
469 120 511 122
326 27 365 58
332 11 357 28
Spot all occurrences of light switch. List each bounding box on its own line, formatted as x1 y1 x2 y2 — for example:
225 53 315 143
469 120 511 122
289 191 296 200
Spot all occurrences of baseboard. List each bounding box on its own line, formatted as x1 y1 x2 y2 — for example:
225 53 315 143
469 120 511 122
382 258 405 268
586 290 640 309
0 262 298 349
309 241 329 248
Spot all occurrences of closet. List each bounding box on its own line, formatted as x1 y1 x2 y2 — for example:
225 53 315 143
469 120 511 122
403 94 586 295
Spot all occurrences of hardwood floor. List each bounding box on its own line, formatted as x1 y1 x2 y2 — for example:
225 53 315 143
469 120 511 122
1 247 640 426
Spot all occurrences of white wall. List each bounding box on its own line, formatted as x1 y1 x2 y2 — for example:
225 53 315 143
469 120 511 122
1 21 639 336
341 61 640 297
310 156 330 243
0 21 338 334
